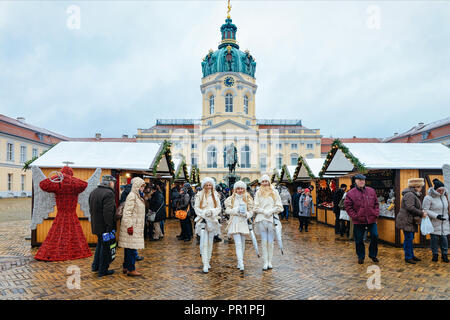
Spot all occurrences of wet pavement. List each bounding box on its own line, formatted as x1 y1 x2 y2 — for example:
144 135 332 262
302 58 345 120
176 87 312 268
0 218 448 300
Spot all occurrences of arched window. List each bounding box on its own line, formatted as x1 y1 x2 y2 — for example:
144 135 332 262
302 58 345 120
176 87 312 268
225 93 233 112
240 145 251 168
223 144 234 168
207 145 217 168
209 95 215 114
290 153 299 166
276 154 283 169
243 95 248 114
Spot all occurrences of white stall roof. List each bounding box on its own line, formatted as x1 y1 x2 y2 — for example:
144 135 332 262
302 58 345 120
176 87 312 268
324 143 450 175
305 158 326 178
32 141 169 172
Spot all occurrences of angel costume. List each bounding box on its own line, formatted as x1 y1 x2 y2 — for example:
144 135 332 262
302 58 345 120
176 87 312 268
194 177 222 273
224 180 254 271
253 175 283 270
31 166 101 261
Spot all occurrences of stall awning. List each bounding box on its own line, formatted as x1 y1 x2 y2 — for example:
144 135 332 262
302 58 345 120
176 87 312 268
31 141 174 176
321 142 450 177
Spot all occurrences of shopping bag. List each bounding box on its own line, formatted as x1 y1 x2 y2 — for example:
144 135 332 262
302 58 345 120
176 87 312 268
102 230 117 262
420 216 434 236
340 210 350 221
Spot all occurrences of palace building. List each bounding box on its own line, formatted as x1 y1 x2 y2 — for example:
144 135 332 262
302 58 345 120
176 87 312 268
136 7 322 184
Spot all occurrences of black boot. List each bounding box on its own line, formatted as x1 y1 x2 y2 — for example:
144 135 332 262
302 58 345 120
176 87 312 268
432 254 438 262
405 259 416 264
442 254 449 263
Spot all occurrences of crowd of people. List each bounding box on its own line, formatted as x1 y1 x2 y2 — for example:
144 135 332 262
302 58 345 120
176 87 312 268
87 172 449 278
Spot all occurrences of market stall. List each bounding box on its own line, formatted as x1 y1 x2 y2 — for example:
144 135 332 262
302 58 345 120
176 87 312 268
319 140 450 246
30 140 174 246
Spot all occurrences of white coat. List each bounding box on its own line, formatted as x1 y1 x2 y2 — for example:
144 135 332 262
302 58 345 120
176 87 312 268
225 192 254 235
253 187 283 234
194 190 222 235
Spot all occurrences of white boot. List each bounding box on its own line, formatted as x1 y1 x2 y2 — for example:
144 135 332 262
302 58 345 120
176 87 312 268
202 234 209 273
207 235 213 269
240 236 246 271
268 241 274 269
261 241 268 271
235 240 244 271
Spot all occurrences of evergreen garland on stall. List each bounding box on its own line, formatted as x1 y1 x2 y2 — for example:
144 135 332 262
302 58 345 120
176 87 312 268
319 139 367 177
152 140 174 177
293 156 316 180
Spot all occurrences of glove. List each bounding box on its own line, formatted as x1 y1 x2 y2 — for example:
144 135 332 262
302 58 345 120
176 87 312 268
239 211 247 218
127 226 133 235
205 210 212 217
437 215 446 221
263 209 273 218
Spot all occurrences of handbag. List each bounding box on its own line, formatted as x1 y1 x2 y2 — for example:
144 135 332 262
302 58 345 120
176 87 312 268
175 209 188 220
340 210 350 221
115 203 124 220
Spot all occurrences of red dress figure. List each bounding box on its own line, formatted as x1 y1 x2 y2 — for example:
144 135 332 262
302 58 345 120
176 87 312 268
34 166 92 261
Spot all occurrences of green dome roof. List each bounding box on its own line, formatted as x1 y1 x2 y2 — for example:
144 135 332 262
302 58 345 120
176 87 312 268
201 18 256 78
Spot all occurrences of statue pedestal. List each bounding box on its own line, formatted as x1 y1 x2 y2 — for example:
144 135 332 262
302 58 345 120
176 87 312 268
224 174 240 188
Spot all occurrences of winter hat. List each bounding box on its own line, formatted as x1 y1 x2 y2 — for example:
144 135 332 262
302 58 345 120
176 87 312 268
201 177 216 189
259 174 271 183
407 178 424 188
304 188 310 193
234 180 246 190
297 186 303 191
433 178 445 190
354 174 366 180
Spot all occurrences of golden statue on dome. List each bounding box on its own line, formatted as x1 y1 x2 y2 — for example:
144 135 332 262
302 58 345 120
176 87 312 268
227 0 232 19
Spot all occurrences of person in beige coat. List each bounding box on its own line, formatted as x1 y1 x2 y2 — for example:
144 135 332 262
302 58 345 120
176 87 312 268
253 174 283 271
194 177 222 273
118 177 146 277
225 180 254 271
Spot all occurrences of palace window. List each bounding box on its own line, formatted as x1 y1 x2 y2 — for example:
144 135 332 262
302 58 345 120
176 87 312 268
32 148 38 159
240 145 251 168
307 143 314 149
209 95 215 114
7 174 13 191
191 143 197 150
276 154 283 169
207 145 217 168
260 154 267 171
20 146 27 163
276 143 282 150
291 143 298 149
225 93 233 112
6 143 14 161
244 95 249 114
21 175 26 191
191 154 198 167
290 153 299 166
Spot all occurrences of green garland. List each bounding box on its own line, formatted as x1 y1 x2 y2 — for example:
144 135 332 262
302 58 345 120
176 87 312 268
152 140 174 176
292 156 316 180
281 164 293 183
319 139 367 177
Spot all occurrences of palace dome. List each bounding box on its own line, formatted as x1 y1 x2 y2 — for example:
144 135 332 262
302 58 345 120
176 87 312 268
201 18 256 78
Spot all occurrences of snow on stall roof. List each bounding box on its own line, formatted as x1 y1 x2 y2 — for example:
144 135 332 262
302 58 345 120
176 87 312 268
305 158 326 177
32 141 164 171
342 143 450 169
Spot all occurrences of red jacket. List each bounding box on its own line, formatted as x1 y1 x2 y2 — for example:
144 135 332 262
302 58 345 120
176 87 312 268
344 186 379 224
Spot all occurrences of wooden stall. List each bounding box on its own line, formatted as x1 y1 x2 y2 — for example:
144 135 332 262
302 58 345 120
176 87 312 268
30 140 174 246
319 140 450 246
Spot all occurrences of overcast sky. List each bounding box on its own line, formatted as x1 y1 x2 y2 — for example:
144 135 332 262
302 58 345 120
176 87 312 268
0 1 449 139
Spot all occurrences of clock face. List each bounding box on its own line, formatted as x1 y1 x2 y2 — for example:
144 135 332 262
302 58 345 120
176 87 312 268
224 76 235 87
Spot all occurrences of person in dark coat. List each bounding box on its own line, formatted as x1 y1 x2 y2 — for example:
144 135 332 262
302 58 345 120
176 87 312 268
344 174 380 264
292 186 302 220
171 185 181 219
333 184 347 235
177 183 194 241
89 175 116 277
149 185 166 240
396 178 427 264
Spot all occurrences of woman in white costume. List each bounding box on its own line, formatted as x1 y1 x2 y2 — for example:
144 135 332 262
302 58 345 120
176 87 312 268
224 180 254 271
253 175 283 270
194 177 222 273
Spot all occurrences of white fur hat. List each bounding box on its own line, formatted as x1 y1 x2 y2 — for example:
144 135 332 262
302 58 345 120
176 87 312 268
233 180 247 190
201 177 216 189
259 174 271 183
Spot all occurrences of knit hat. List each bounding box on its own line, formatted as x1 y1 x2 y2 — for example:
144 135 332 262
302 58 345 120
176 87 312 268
407 178 424 188
433 178 445 190
201 177 215 189
259 174 271 183
304 188 310 193
297 186 303 191
234 180 246 190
